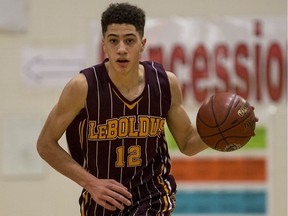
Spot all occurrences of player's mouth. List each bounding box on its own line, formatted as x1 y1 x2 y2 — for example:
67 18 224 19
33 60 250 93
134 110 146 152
116 59 129 67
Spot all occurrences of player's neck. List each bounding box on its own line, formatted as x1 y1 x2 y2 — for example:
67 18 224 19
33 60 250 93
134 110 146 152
106 63 145 101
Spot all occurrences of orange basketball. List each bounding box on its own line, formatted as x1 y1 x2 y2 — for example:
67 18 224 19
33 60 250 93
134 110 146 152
196 92 256 152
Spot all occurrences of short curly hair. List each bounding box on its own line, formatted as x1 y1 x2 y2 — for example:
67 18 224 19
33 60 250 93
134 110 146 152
101 3 146 37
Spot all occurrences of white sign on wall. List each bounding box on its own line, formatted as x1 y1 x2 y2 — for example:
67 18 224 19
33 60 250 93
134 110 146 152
22 46 86 86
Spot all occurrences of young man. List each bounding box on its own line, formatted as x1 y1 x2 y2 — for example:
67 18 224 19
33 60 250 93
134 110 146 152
37 3 208 216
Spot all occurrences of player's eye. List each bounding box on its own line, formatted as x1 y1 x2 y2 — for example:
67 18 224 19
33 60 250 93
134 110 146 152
125 39 135 45
109 39 118 44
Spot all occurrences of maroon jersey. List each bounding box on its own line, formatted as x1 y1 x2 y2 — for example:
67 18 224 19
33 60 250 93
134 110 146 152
66 59 176 215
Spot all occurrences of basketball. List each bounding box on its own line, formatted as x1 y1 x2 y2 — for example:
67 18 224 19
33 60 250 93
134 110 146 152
196 92 256 152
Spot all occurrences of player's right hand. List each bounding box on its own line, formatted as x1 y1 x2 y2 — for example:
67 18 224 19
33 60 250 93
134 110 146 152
86 178 132 211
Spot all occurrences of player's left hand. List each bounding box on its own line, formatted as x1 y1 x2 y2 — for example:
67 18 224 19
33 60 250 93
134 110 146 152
85 177 132 211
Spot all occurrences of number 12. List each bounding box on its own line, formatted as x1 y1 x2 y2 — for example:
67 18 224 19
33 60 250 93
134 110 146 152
115 145 142 167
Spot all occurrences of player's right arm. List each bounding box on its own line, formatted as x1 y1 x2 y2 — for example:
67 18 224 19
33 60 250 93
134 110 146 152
166 71 208 156
36 73 131 211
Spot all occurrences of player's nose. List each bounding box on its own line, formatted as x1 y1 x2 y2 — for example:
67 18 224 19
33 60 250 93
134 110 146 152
117 41 127 54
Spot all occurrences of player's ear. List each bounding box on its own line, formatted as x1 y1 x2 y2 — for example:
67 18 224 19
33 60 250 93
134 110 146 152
141 38 147 52
102 39 107 53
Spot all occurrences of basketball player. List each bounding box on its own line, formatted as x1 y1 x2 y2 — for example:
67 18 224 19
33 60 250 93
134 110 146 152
37 3 208 215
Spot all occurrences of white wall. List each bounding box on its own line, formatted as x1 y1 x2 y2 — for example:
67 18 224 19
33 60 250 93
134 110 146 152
0 0 286 215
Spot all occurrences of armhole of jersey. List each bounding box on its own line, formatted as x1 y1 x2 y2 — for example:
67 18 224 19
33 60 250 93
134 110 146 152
150 61 172 110
66 108 86 166
66 65 101 166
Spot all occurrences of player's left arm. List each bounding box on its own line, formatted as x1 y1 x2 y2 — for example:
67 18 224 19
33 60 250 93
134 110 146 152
166 71 208 156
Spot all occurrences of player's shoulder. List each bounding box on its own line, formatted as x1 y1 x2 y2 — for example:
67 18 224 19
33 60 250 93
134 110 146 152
69 73 87 88
63 73 88 97
166 71 179 86
165 71 182 103
166 71 177 78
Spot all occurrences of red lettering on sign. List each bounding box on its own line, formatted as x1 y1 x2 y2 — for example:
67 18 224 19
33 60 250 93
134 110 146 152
235 43 250 99
266 43 284 101
192 44 209 102
215 44 230 92
148 47 164 65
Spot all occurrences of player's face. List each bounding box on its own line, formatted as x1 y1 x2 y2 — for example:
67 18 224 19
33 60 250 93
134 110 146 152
102 24 146 73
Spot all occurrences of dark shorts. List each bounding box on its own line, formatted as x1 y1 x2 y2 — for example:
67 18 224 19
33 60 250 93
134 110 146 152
80 175 177 216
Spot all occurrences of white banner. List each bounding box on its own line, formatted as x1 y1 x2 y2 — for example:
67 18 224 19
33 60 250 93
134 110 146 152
91 17 287 107
22 46 86 86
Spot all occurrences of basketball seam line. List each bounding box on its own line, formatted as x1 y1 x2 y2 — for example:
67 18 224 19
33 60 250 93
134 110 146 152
212 94 237 149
